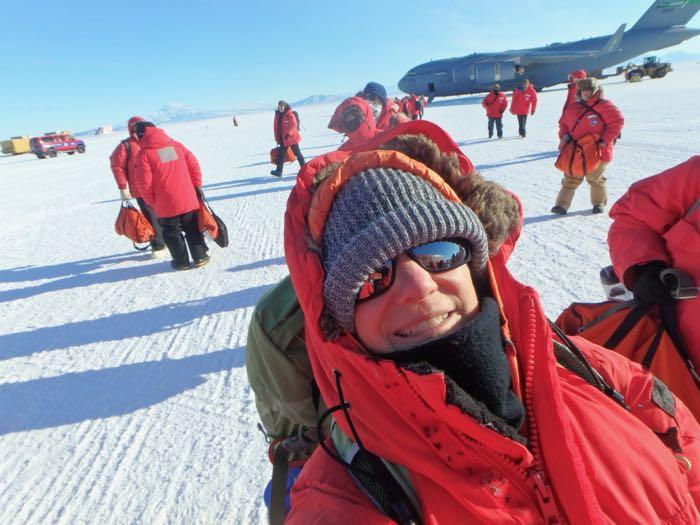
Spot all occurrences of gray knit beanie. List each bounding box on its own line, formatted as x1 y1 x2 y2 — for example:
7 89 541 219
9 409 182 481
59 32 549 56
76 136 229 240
322 167 489 332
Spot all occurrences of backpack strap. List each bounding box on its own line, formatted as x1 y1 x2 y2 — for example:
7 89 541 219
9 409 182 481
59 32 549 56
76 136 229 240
549 319 630 410
121 138 131 164
332 424 423 525
658 303 700 388
569 99 602 135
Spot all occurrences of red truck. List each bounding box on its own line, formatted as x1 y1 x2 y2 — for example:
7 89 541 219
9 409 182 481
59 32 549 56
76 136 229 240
30 132 86 159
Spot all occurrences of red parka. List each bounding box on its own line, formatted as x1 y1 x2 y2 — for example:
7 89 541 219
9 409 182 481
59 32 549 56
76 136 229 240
608 156 700 376
559 91 624 162
510 85 538 115
132 126 203 218
376 100 410 131
109 116 144 198
274 108 301 147
284 121 699 524
328 96 378 151
558 70 587 127
482 92 508 118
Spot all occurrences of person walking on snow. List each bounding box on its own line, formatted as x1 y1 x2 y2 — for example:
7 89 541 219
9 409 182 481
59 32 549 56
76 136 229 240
510 79 537 138
481 83 508 139
131 122 209 270
282 121 699 524
109 116 166 256
551 77 624 215
271 101 305 178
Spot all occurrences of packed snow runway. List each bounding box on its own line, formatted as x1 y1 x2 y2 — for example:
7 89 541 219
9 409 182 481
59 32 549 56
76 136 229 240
1 63 698 524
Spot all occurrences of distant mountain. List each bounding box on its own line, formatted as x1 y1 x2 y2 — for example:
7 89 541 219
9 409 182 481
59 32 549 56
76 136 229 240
80 88 409 136
291 94 347 106
148 102 228 124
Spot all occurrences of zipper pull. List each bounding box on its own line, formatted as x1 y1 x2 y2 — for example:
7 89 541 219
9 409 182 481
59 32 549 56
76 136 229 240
529 470 561 524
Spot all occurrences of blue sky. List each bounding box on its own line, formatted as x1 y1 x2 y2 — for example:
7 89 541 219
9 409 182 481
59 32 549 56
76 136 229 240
2 0 699 137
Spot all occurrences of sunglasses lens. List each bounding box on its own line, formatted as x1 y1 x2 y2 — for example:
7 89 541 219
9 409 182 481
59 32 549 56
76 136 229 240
355 240 472 302
357 260 394 301
409 240 471 272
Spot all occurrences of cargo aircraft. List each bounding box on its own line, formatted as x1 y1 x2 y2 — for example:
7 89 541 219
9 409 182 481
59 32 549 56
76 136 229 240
398 0 700 99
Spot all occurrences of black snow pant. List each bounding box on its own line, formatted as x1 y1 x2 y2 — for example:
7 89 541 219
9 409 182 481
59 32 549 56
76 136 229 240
136 197 165 250
158 211 207 265
275 143 306 175
487 117 503 138
517 115 528 137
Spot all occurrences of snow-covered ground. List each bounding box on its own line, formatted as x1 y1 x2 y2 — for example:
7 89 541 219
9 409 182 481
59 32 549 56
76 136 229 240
1 63 698 524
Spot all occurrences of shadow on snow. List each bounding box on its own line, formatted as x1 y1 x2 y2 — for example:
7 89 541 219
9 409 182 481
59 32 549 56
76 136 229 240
0 283 272 361
0 346 246 435
524 209 594 225
0 260 171 304
475 150 559 171
0 252 146 284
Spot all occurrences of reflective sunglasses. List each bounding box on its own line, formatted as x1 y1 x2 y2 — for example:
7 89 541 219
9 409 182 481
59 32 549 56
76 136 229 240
356 239 472 302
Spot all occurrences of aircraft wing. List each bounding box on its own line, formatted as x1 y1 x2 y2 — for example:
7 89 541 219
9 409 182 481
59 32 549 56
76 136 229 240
473 24 626 65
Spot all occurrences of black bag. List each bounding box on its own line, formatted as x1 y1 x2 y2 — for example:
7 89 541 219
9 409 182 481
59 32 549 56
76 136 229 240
197 195 229 248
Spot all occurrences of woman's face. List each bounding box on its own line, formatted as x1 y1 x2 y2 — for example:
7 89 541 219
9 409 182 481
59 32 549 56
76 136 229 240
580 88 594 101
278 103 286 112
354 254 480 353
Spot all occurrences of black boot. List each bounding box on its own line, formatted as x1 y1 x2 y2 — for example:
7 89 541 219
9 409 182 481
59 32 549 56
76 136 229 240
592 204 605 214
551 205 567 215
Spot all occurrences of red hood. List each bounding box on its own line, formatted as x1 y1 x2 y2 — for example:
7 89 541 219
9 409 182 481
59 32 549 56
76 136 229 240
139 126 172 149
127 116 144 141
283 121 542 491
568 70 587 86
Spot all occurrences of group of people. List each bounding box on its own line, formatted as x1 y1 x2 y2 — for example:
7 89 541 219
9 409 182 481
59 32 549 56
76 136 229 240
110 117 210 270
244 79 699 523
479 71 624 215
480 78 538 139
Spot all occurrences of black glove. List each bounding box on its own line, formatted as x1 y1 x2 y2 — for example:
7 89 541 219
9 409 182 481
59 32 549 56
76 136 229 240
195 187 205 201
632 262 674 305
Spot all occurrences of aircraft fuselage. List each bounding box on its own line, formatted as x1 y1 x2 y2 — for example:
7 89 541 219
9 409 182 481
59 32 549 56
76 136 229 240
398 27 700 96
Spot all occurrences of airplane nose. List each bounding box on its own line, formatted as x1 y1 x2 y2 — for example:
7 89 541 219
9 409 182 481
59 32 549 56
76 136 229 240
398 76 408 93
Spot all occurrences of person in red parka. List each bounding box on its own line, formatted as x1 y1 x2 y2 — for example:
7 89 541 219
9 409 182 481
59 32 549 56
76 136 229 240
509 78 537 138
109 116 166 256
131 122 209 270
271 101 305 178
608 156 700 415
481 83 508 139
282 121 699 524
558 69 587 128
360 82 410 131
551 77 624 215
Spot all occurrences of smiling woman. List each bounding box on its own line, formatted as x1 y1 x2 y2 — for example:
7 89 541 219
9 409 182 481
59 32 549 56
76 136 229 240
279 121 700 524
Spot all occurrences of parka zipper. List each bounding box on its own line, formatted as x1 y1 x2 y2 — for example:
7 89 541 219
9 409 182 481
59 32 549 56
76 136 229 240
522 298 563 524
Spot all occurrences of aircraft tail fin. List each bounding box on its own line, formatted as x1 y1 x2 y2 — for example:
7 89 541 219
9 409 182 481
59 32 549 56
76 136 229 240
631 0 700 31
601 24 626 53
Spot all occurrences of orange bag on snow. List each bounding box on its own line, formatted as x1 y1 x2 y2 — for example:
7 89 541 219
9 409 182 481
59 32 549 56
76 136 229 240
114 202 155 247
554 134 601 177
270 146 296 165
555 301 700 418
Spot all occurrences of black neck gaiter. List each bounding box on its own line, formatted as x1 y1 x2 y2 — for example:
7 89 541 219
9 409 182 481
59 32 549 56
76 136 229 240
384 297 526 432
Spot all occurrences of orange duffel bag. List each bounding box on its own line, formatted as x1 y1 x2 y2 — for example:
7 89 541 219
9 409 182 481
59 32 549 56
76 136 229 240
196 197 229 248
270 146 296 165
556 300 700 418
115 201 155 249
554 134 601 177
